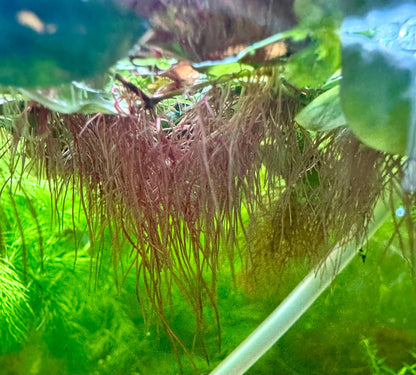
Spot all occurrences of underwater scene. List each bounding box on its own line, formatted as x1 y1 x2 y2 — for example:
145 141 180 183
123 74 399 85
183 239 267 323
0 0 415 374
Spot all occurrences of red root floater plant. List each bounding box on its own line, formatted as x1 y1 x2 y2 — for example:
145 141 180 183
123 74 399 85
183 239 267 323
5 68 414 367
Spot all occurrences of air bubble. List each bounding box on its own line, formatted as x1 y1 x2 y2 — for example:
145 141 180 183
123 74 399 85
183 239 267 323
395 206 405 217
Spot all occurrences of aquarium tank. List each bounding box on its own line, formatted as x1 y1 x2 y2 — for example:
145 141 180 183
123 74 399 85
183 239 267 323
0 0 415 374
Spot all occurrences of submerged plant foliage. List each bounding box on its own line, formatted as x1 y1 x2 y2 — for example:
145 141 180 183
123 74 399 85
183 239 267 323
0 259 33 353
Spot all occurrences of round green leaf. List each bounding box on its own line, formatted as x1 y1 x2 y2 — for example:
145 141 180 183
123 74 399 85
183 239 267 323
295 85 347 132
340 2 416 155
0 0 146 87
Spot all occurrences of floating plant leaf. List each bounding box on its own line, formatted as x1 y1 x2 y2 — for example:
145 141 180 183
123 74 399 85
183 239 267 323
0 0 146 87
282 0 342 88
295 85 347 132
341 0 400 16
20 81 121 114
340 1 416 155
283 20 341 88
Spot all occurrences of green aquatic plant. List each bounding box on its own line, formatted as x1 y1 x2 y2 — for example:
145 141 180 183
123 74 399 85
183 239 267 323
362 338 416 375
0 259 33 353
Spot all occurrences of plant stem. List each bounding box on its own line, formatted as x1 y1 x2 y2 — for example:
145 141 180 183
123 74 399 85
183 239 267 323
210 199 391 375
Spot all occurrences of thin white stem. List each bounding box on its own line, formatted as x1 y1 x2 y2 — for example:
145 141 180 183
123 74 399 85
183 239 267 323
210 200 391 375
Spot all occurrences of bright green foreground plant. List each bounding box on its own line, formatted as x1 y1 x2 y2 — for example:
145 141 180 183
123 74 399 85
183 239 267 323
0 259 32 353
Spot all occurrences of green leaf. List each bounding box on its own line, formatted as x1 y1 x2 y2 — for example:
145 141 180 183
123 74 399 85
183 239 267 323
0 0 146 87
340 2 416 155
295 85 347 131
19 81 122 114
283 19 341 88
